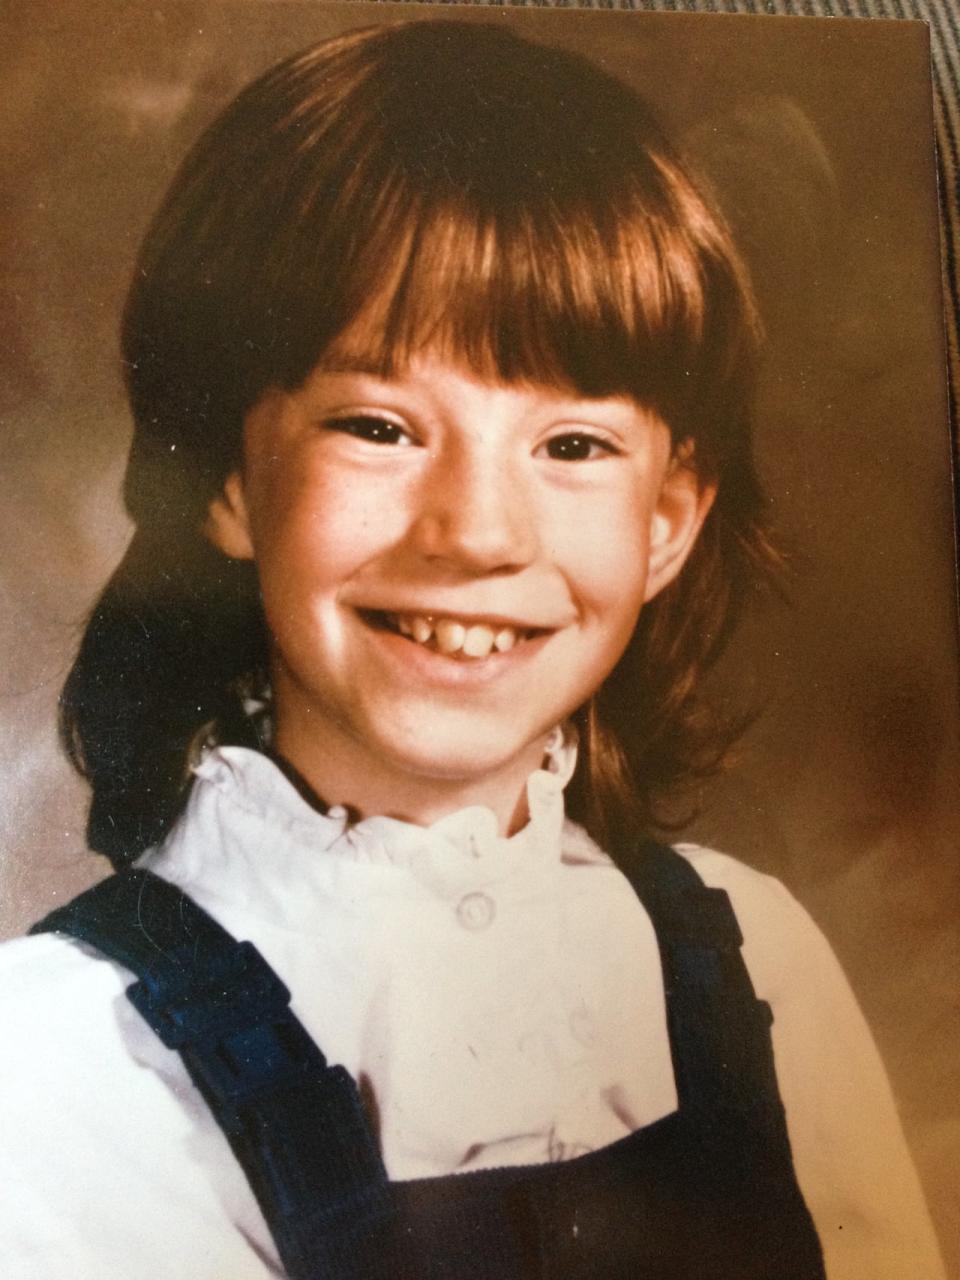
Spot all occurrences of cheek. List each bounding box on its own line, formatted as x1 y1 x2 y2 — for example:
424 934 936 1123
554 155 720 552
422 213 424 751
251 464 396 594
562 489 654 626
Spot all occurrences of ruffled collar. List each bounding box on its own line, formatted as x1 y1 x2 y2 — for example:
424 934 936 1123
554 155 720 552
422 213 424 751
146 728 580 929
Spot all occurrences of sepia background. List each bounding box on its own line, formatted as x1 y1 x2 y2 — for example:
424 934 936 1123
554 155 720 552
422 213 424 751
1 1 957 1269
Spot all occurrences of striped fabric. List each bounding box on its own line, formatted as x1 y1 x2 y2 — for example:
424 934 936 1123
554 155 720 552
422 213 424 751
379 0 960 449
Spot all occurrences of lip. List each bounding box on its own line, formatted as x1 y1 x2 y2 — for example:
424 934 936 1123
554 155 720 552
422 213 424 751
353 608 557 686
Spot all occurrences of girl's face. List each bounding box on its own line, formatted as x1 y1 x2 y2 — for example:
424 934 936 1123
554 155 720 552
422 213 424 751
207 353 713 826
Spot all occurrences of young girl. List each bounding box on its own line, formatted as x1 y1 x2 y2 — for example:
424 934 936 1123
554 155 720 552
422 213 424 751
0 18 945 1280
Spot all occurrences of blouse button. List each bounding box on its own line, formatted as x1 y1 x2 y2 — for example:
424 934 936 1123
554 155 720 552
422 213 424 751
456 891 496 931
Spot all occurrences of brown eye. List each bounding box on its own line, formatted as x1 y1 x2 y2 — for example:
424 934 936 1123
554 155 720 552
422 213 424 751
542 433 615 461
327 416 413 446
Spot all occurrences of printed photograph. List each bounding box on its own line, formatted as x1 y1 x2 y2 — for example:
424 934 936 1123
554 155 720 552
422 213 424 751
0 3 956 1276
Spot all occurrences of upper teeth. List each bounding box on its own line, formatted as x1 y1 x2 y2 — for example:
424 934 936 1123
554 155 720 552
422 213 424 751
393 614 520 658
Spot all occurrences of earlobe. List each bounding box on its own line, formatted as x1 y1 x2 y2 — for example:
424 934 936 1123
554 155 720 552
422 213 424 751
644 457 716 603
203 471 256 561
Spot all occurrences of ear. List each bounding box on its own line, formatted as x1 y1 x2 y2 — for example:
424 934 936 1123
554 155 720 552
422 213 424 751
644 450 716 604
203 471 256 561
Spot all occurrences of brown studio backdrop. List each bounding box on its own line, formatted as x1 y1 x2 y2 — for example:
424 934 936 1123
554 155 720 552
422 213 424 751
0 0 957 1269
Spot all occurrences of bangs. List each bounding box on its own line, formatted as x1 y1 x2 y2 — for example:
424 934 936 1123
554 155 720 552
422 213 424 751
257 125 755 472
123 20 758 514
313 168 713 419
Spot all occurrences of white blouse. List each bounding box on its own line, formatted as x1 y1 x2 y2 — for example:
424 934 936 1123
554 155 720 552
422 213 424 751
0 743 946 1279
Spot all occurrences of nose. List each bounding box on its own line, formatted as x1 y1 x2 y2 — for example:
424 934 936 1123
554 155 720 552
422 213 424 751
409 444 538 574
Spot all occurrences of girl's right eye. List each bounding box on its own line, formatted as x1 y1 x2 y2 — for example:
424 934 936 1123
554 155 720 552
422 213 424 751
324 415 414 446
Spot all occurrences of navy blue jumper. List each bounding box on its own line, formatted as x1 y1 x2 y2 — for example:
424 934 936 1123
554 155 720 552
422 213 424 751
32 840 825 1279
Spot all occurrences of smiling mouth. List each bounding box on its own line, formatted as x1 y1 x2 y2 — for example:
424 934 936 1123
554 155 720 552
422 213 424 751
360 610 546 660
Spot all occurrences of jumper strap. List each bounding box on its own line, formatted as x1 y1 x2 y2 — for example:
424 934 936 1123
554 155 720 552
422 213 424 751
31 870 390 1275
623 842 784 1134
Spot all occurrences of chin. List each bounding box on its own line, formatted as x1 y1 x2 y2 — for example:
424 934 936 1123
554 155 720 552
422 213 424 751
381 719 550 786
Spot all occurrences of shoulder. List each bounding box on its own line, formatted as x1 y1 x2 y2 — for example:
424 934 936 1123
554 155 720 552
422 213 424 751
669 842 835 1005
566 828 832 997
670 846 946 1280
672 840 803 916
0 928 162 1152
0 930 129 1048
0 931 273 1279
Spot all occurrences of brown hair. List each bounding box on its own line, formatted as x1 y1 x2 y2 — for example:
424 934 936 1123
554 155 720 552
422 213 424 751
62 19 775 865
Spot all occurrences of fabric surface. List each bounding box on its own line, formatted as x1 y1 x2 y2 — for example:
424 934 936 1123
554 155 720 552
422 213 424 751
0 747 945 1279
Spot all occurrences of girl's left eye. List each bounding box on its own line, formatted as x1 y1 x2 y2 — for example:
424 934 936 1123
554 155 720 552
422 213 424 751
325 415 415 446
538 433 619 462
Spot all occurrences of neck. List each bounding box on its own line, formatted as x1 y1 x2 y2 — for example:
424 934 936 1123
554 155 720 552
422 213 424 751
272 710 551 838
